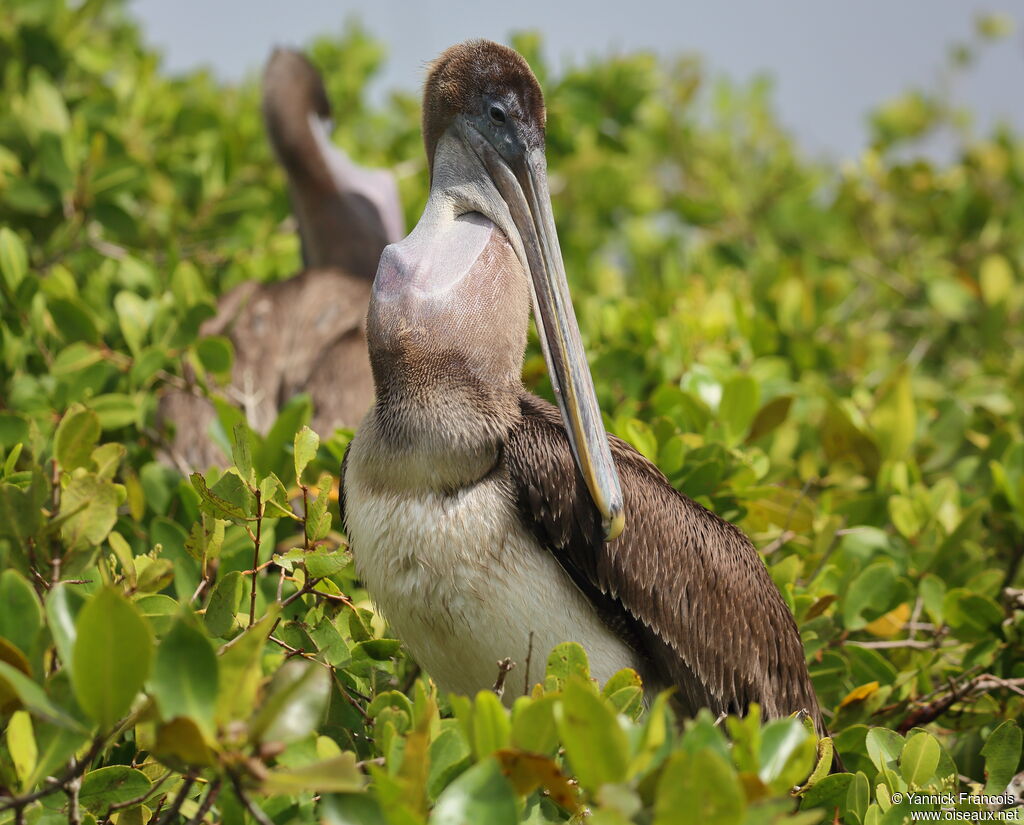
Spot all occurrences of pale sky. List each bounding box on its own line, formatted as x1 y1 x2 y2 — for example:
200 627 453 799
130 0 1022 159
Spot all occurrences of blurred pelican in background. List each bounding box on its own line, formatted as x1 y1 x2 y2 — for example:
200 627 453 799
159 47 403 470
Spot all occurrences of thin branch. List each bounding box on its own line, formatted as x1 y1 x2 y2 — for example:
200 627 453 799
492 658 515 699
761 529 796 557
523 631 535 697
846 639 954 650
308 588 353 606
228 773 275 825
153 775 196 825
108 769 173 814
248 489 263 627
0 735 104 814
186 779 222 825
66 774 81 825
897 673 1024 734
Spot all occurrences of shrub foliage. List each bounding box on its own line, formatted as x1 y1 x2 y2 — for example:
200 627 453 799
0 1 1022 823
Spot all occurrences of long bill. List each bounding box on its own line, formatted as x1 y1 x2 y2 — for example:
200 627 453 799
468 129 625 540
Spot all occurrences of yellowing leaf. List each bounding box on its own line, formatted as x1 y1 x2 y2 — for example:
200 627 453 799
496 749 580 813
152 717 216 767
6 711 36 789
840 682 880 708
864 602 911 638
979 254 1014 306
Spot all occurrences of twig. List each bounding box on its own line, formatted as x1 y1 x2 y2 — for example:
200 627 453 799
190 577 209 605
308 588 354 607
153 775 196 825
846 639 953 650
492 658 515 699
66 774 81 825
0 735 104 813
228 773 275 825
523 631 535 697
186 779 222 825
897 674 1024 734
108 769 173 814
249 489 263 627
761 529 797 556
356 757 386 771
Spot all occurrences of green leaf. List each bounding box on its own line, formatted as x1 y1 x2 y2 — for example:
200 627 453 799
113 291 150 356
511 695 560 756
294 425 320 480
262 753 365 794
846 771 870 821
305 474 334 544
60 473 120 548
472 690 511 757
54 406 100 471
304 545 349 578
78 765 151 814
215 610 277 725
203 570 243 638
321 794 388 825
942 589 1003 641
758 718 817 792
980 721 1021 795
249 659 331 746
431 757 517 825
555 678 629 789
71 587 153 729
152 716 216 767
88 393 139 430
870 365 915 463
48 297 101 344
0 661 84 730
0 570 42 656
428 727 472 799
653 749 745 825
900 732 940 787
719 375 760 444
866 727 904 773
6 710 37 790
747 395 793 442
190 472 250 525
232 422 255 485
309 616 351 667
0 227 28 292
545 641 590 690
135 594 179 636
195 335 234 378
800 772 853 810
0 468 46 546
151 618 219 735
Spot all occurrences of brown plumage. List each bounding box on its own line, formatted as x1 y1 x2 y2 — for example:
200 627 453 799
158 48 401 470
506 394 826 731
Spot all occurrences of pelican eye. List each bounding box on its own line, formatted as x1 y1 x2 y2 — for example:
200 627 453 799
489 105 507 125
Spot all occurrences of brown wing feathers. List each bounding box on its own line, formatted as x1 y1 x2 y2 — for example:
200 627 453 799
505 392 827 736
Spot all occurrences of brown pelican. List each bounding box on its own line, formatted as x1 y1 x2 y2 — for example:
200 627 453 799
160 48 403 470
341 40 828 740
